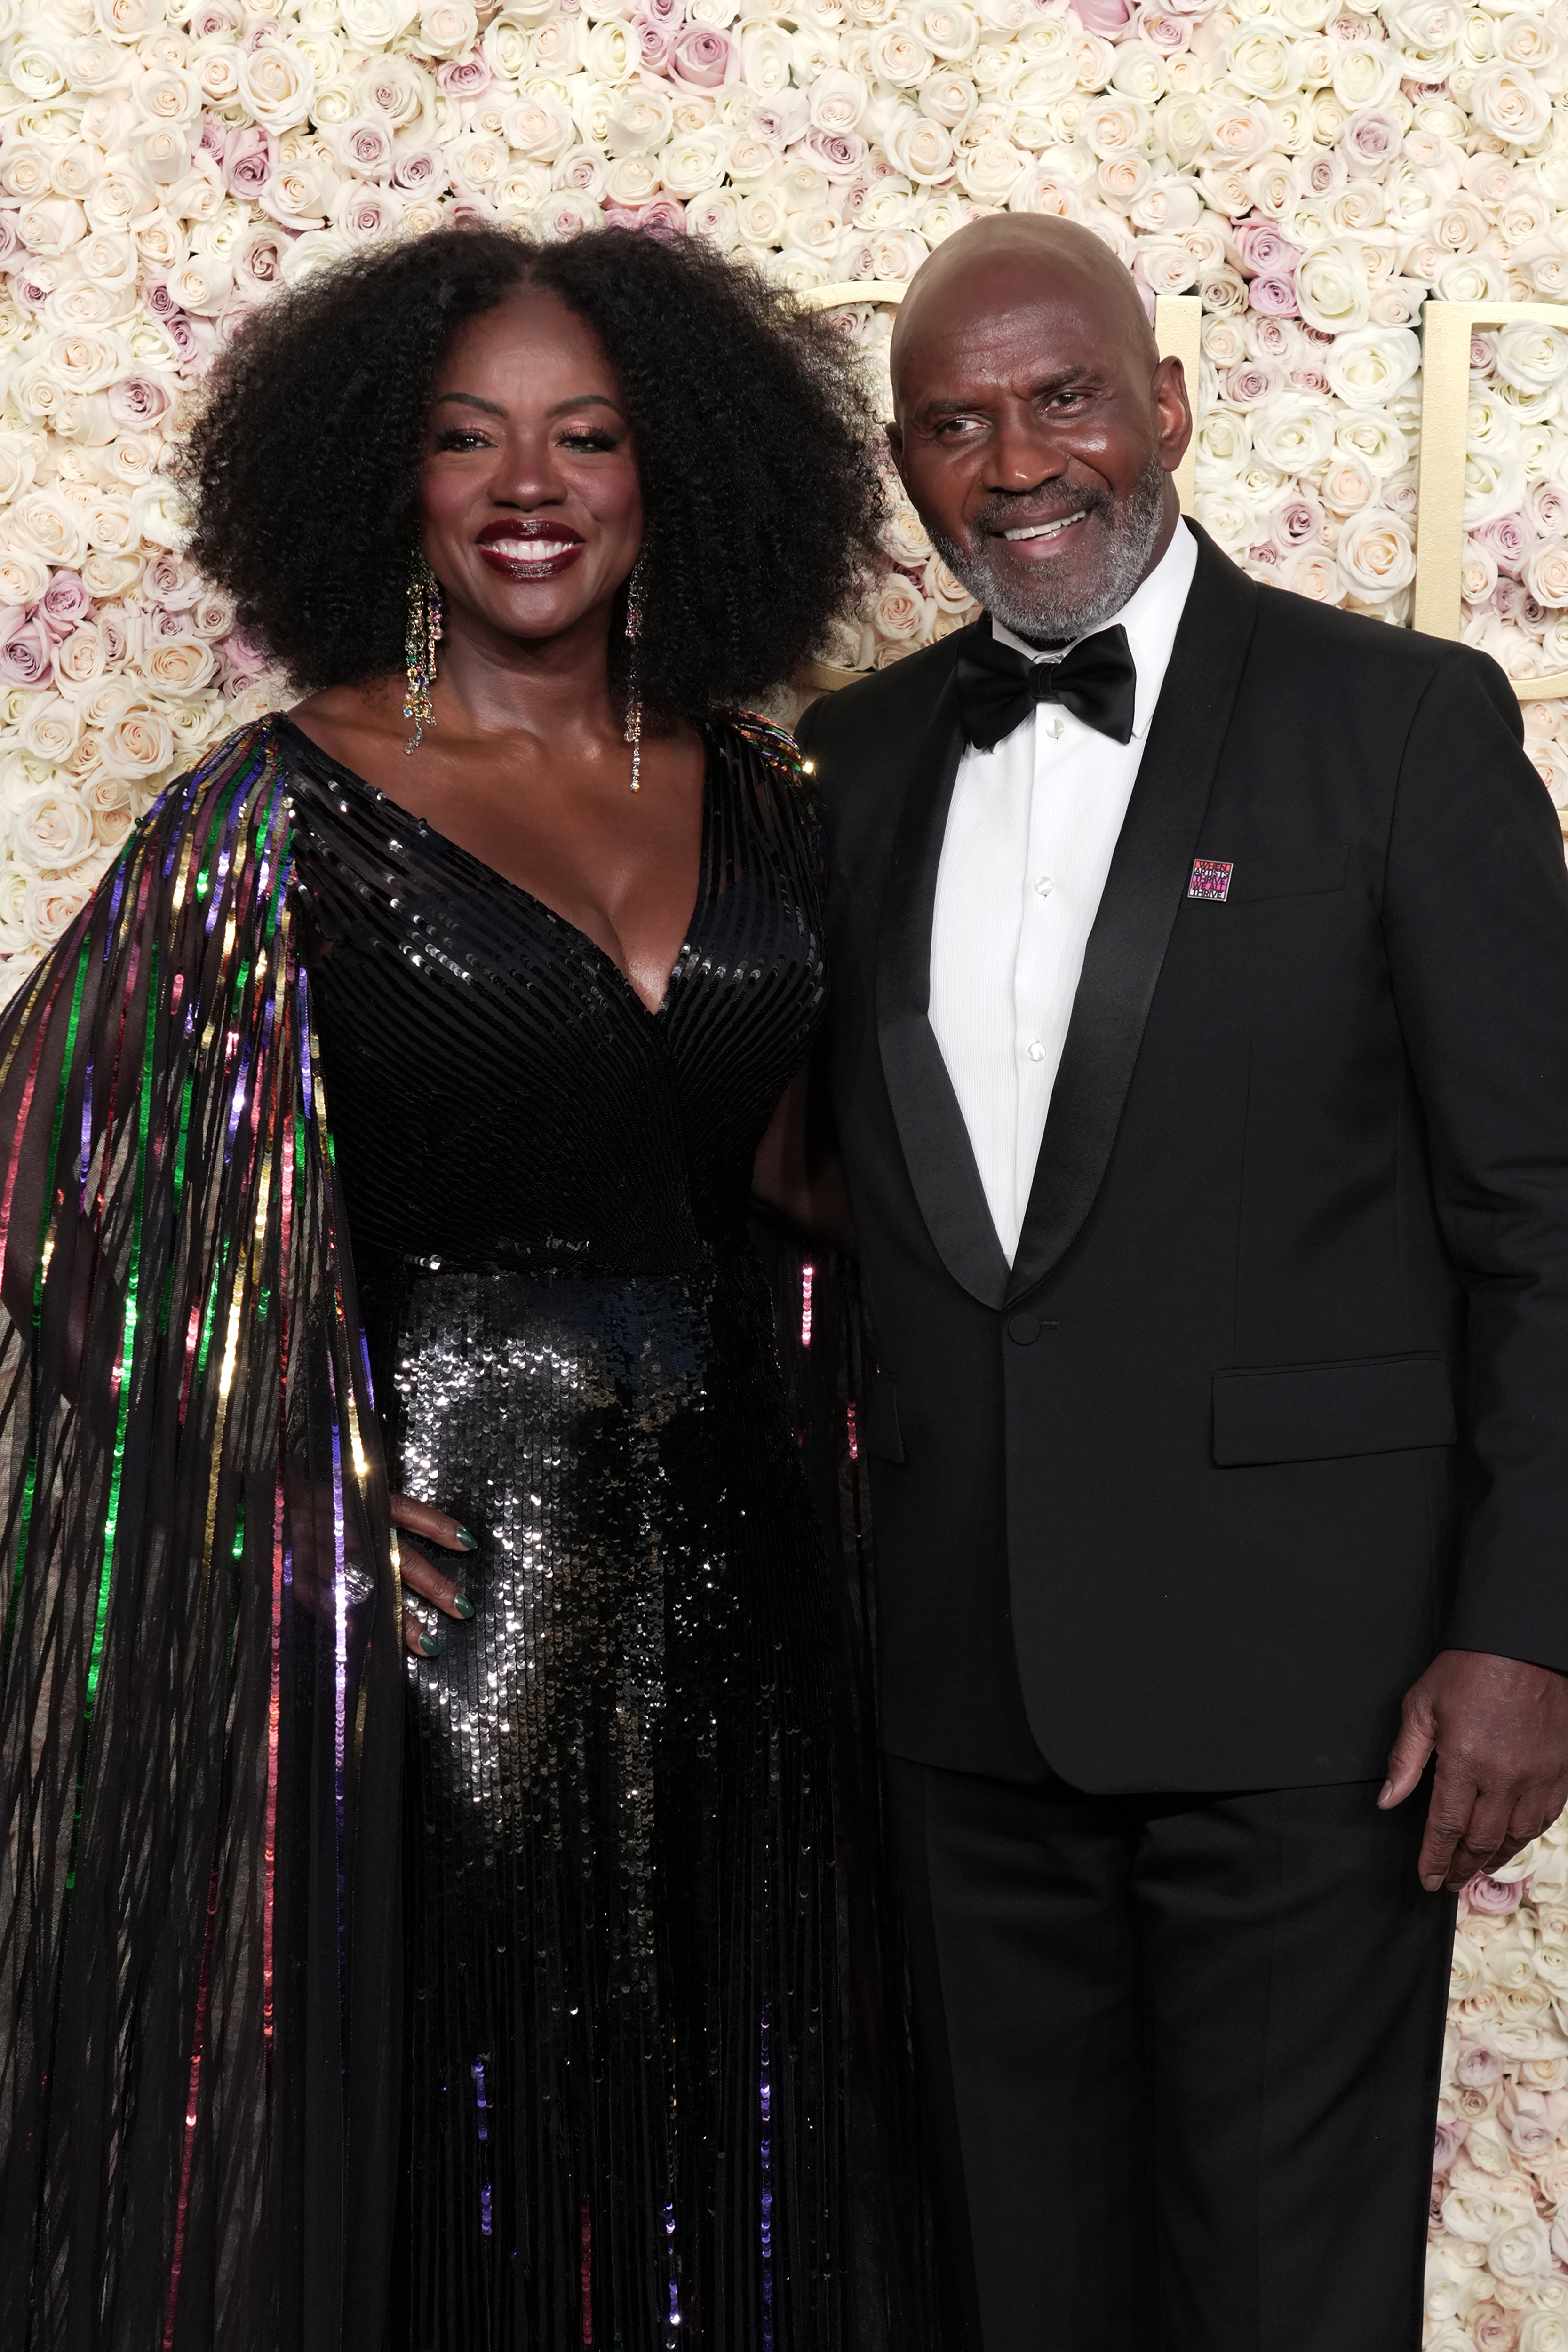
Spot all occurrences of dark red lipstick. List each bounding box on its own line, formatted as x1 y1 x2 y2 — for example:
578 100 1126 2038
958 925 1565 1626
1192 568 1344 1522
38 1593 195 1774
475 517 587 580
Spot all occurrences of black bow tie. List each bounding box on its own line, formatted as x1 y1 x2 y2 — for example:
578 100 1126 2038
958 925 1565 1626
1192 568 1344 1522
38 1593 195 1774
955 624 1137 753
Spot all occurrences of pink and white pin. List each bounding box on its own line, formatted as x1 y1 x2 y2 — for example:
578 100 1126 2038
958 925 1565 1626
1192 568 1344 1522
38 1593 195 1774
1188 859 1234 902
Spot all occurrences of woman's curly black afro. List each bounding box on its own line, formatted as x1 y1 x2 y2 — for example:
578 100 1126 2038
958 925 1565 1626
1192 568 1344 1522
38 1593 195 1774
178 223 885 718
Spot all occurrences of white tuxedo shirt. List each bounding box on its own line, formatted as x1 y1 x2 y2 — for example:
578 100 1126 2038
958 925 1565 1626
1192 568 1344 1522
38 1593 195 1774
928 519 1199 1263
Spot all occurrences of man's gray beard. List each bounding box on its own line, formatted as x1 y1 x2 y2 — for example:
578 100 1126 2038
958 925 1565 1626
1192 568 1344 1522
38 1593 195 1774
931 453 1168 645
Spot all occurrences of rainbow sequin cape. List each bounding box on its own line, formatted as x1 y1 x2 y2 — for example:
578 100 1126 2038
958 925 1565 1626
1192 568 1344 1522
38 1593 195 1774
0 719 402 2352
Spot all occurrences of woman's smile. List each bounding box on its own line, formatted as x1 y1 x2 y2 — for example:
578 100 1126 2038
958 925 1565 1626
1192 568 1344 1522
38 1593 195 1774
474 516 587 579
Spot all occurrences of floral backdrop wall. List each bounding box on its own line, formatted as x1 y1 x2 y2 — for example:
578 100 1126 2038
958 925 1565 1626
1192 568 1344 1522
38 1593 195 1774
0 0 1564 2326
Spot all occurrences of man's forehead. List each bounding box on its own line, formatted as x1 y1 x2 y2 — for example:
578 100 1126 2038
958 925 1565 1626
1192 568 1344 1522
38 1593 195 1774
893 285 1105 390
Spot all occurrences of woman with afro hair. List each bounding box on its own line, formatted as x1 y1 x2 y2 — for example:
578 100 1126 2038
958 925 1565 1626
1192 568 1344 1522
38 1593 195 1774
0 225 934 2351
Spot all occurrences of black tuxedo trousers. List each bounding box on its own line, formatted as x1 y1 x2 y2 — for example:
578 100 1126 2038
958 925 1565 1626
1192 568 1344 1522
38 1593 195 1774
796 527 1568 2344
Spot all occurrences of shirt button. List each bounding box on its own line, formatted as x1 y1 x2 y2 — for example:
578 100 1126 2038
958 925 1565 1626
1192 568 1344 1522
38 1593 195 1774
1034 875 1054 898
1025 1040 1047 1062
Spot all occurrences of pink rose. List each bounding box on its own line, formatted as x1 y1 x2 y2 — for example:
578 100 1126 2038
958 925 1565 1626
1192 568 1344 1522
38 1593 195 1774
0 613 53 688
806 127 869 182
144 279 180 321
1463 1873 1524 1915
437 54 492 98
640 0 684 24
1477 513 1534 577
1454 2039 1505 2085
220 629 270 683
1233 222 1299 278
1140 10 1189 52
1075 0 1133 30
198 114 227 165
108 375 176 428
669 23 736 86
223 126 275 196
635 18 677 71
1250 276 1301 318
1271 489 1324 552
40 572 90 639
393 146 449 198
1343 107 1402 172
1433 2116 1467 2174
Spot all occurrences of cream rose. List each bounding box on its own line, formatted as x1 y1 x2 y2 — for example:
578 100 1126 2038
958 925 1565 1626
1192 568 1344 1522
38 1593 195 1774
11 786 93 872
1471 65 1553 146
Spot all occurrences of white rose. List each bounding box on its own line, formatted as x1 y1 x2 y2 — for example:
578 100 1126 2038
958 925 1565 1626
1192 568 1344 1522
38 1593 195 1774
10 493 87 570
533 189 600 241
140 636 215 695
237 39 316 132
1464 449 1528 530
867 24 933 84
24 877 94 951
871 575 936 645
18 200 88 258
96 0 167 41
1227 21 1300 99
958 136 1024 202
1296 241 1372 332
337 0 417 40
10 29 70 103
661 134 726 199
19 696 81 765
1252 392 1336 472
1489 2214 1554 2282
1497 324 1568 397
12 786 93 872
605 85 672 156
909 0 979 62
1335 409 1409 476
809 69 866 136
97 699 174 782
1523 542 1568 610
582 18 636 82
885 111 956 184
1194 489 1256 554
1470 65 1552 146
55 625 106 692
504 92 573 163
1333 41 1402 110
1324 325 1420 409
1196 406 1253 482
741 25 794 96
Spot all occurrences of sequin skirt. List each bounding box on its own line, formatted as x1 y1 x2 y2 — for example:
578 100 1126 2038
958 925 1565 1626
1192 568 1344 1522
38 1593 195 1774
378 1248 846 2352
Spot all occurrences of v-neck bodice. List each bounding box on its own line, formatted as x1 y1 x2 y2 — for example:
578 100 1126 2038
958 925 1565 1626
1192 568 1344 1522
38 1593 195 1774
284 709 825 1280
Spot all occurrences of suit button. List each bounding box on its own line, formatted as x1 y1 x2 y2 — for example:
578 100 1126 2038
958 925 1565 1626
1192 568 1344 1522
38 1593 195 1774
1008 1312 1041 1345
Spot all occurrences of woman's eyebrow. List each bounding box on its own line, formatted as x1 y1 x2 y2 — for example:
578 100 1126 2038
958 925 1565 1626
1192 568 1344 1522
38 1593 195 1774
429 393 626 420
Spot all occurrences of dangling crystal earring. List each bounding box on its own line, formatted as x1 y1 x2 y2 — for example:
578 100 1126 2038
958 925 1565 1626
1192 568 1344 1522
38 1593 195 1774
623 553 646 794
403 551 443 755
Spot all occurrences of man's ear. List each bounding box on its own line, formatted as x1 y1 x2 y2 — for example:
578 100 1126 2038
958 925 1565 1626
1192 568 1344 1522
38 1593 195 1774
886 419 908 489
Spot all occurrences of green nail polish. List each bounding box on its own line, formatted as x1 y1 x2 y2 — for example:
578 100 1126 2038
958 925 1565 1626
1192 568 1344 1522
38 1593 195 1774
454 1594 475 1620
455 1527 478 1551
419 1631 440 1658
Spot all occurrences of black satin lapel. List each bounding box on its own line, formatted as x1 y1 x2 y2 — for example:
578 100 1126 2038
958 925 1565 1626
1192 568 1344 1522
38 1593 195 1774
1008 533 1259 1306
876 657 1011 1311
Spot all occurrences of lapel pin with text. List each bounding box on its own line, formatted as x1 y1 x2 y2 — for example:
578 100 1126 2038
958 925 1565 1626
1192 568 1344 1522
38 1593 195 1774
1188 859 1234 903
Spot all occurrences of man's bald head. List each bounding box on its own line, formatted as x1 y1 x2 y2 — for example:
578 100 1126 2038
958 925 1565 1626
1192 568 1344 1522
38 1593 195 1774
884 212 1189 644
889 215 1158 412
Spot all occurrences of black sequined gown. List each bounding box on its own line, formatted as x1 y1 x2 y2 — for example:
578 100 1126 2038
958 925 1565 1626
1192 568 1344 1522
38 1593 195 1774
283 712 848 2352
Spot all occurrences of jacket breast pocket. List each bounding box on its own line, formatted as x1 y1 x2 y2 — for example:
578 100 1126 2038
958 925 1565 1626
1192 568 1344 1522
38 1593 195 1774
1212 1351 1456 1467
864 1374 906 1464
1226 845 1348 905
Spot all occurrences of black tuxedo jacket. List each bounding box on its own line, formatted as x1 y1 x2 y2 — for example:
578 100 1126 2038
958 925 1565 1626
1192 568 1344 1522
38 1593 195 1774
796 525 1568 1792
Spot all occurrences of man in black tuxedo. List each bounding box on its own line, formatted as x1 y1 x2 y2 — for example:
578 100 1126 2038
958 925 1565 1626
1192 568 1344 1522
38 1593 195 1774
795 215 1568 2347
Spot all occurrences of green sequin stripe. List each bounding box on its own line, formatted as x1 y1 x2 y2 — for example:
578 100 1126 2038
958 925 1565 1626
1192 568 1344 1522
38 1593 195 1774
86 937 158 1729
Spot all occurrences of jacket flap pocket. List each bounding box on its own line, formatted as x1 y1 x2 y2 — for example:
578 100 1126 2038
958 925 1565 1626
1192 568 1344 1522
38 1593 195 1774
864 1374 905 1465
1227 846 1348 905
1212 1351 1455 1467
